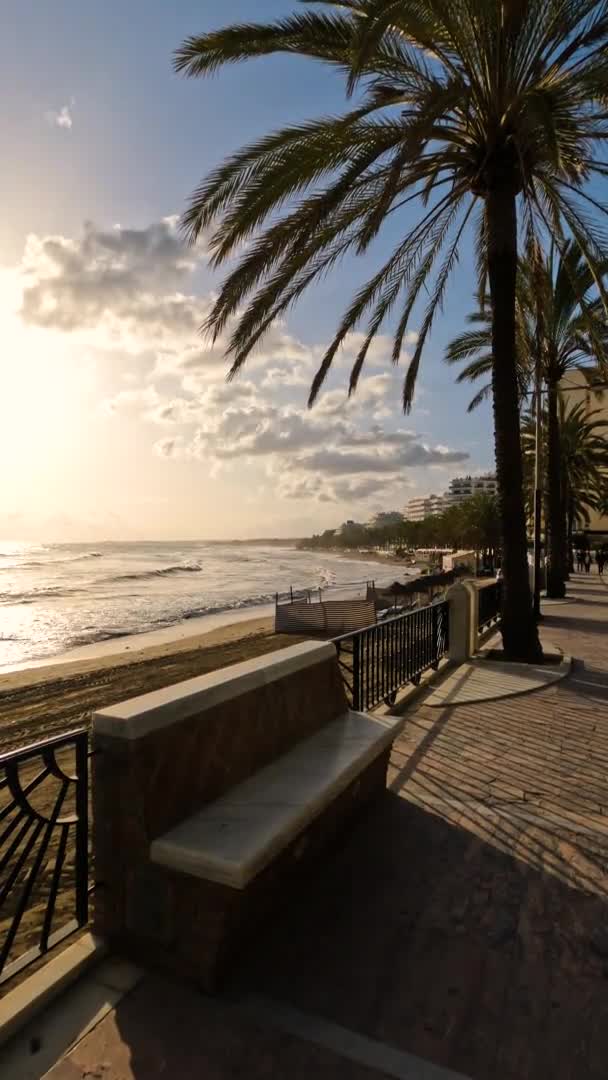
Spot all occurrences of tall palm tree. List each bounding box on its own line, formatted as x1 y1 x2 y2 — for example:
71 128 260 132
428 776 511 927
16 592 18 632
176 1 608 661
447 241 607 597
521 245 607 595
559 400 608 561
445 299 531 412
522 400 608 568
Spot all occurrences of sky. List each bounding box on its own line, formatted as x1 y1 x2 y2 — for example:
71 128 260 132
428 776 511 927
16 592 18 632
0 0 495 541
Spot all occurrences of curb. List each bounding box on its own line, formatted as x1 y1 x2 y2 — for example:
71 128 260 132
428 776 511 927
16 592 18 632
424 652 572 709
0 934 107 1049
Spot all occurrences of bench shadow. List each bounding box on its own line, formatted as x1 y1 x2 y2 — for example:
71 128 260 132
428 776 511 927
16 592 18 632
56 966 394 1079
233 790 608 1080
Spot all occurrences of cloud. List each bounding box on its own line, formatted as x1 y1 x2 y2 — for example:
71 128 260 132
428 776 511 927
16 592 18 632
146 386 469 503
14 215 471 509
17 218 415 396
20 217 200 338
100 385 161 417
46 103 74 130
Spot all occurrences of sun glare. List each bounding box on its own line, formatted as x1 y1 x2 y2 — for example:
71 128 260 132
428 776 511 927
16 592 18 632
0 269 90 468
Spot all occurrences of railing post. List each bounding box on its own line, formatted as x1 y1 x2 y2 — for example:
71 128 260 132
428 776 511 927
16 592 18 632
446 582 476 662
352 635 361 711
75 733 89 928
431 603 439 670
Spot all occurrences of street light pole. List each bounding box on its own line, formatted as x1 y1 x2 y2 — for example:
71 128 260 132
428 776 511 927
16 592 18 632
532 249 544 621
533 361 543 620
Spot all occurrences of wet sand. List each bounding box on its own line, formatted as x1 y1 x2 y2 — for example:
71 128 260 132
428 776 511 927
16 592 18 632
0 616 302 753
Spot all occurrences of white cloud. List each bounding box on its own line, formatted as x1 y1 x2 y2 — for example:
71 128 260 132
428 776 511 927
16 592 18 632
14 215 471 510
145 383 469 503
46 103 74 130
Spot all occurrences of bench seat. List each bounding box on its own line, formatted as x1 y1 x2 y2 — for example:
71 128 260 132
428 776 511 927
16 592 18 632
150 708 401 890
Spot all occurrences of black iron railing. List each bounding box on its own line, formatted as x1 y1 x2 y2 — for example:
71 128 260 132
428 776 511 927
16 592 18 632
334 601 449 712
477 581 503 632
0 729 89 985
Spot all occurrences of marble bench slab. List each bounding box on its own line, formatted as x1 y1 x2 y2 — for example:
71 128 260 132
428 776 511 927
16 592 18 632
150 709 401 890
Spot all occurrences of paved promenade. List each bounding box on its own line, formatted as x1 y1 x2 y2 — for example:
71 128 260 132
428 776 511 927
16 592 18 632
38 575 608 1079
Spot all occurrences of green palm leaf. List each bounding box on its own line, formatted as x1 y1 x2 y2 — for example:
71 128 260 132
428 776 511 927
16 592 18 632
176 0 608 660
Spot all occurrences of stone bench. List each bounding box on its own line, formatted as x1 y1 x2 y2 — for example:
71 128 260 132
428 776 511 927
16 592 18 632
92 641 400 990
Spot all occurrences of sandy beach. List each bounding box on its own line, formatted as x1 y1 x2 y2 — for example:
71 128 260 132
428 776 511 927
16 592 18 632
0 545 426 754
0 615 301 754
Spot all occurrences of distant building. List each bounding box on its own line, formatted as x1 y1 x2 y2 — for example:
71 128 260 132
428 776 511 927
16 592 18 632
404 494 445 522
334 519 370 542
366 511 405 530
444 473 497 506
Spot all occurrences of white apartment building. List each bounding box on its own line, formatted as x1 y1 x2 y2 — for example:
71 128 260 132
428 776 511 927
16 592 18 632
405 475 497 522
404 494 445 522
444 473 497 506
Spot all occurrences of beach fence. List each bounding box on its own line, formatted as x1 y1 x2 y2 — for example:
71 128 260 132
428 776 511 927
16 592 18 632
275 579 377 636
275 571 461 638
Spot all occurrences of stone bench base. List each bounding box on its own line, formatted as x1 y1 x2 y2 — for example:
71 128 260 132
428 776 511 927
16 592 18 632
109 749 390 991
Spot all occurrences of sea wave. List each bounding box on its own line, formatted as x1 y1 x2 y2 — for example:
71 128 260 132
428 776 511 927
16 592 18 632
109 562 202 584
64 628 131 649
0 551 103 571
58 594 275 650
0 586 78 605
0 561 202 604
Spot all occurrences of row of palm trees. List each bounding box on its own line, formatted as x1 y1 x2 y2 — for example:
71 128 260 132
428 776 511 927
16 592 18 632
446 240 608 598
175 0 608 661
301 491 502 558
522 400 608 573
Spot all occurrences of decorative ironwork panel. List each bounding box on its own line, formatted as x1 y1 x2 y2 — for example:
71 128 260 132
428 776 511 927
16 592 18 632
0 730 88 985
478 582 504 632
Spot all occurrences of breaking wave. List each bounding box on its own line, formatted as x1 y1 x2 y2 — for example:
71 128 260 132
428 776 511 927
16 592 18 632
108 562 202 584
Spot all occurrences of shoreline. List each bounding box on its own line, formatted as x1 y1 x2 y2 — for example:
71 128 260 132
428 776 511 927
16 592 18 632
0 611 277 691
0 614 295 752
0 603 277 679
0 549 423 678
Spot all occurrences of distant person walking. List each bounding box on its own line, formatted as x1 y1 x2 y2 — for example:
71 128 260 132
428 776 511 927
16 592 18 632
576 551 584 572
585 552 592 574
598 551 605 577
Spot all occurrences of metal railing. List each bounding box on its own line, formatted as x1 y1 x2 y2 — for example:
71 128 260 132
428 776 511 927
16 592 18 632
477 581 503 633
0 729 89 985
334 601 449 712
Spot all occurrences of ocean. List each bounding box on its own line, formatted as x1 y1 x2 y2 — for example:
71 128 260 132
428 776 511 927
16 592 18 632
0 541 406 671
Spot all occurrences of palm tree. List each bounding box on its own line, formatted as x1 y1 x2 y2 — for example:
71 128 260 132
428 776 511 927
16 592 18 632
447 241 607 597
559 400 608 563
522 400 608 572
445 298 532 410
521 245 607 595
176 1 608 661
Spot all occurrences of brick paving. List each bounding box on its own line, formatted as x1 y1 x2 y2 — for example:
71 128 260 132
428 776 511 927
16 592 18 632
237 573 608 1080
390 573 608 898
42 574 608 1079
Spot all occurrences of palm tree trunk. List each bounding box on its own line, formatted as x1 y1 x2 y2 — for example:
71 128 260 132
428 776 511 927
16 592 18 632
546 378 566 597
486 187 542 661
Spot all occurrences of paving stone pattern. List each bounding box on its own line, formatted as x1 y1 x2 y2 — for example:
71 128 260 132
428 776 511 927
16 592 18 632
44 574 608 1080
237 574 608 1080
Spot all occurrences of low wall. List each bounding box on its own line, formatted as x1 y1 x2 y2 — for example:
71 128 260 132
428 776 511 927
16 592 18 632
90 640 395 989
92 642 346 943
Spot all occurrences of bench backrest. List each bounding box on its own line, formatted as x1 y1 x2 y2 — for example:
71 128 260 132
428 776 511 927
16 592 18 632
92 641 347 843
